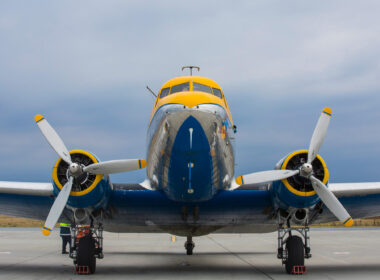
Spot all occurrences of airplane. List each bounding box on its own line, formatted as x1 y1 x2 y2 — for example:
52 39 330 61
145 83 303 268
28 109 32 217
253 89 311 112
1 65 380 275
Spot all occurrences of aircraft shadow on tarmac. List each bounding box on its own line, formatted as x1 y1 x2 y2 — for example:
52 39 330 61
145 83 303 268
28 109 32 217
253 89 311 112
106 251 274 256
0 261 380 276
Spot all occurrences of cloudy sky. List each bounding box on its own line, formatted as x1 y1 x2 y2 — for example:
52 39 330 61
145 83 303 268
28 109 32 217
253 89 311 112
1 1 380 184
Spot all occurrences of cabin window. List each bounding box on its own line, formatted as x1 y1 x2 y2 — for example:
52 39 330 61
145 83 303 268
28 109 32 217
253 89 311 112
170 82 190 94
193 82 212 94
212 88 222 98
160 87 170 98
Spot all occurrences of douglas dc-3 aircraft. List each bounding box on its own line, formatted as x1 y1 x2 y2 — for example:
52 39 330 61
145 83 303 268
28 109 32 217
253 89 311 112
1 66 380 275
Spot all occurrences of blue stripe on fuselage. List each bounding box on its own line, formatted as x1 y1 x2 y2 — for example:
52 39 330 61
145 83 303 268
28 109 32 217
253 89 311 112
165 116 214 202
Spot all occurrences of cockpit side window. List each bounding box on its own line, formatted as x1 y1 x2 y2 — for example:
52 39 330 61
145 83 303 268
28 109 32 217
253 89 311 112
160 87 170 98
170 82 190 94
212 88 222 98
193 82 212 94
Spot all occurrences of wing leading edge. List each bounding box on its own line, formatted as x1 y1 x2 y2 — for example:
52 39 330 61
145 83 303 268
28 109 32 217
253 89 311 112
329 182 380 197
0 181 53 196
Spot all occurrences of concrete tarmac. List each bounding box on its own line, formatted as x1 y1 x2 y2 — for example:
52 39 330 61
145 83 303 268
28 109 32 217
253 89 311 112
0 228 380 279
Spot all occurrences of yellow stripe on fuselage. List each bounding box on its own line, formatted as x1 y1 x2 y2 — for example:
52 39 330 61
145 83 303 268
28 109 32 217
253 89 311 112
150 91 233 125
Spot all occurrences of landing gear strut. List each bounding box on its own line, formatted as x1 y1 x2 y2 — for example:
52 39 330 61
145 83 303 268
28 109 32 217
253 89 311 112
185 236 195 255
70 224 104 274
277 225 311 274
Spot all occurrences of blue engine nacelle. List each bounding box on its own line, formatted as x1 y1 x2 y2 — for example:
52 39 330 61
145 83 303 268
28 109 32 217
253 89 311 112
52 150 111 209
271 150 329 210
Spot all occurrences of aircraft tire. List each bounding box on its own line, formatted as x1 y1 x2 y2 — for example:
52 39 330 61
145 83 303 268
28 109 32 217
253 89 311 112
77 235 96 274
285 235 304 274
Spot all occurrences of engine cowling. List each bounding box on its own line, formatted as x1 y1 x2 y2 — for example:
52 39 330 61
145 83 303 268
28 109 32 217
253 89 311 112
52 150 111 209
271 150 329 210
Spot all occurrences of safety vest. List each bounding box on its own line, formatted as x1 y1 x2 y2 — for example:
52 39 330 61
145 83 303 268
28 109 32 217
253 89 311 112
60 223 71 236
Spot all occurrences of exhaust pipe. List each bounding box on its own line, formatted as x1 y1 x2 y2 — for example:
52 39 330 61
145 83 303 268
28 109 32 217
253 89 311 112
290 208 308 225
74 208 88 223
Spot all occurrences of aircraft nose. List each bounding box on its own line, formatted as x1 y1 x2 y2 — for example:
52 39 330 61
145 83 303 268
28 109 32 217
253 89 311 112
166 115 214 201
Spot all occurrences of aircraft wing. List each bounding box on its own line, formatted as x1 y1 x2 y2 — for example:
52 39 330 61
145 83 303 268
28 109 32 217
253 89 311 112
3 181 380 196
329 182 380 197
0 181 54 221
233 181 380 196
1 180 380 230
0 180 152 223
312 182 380 223
231 181 380 196
112 183 153 191
0 180 151 222
0 181 53 196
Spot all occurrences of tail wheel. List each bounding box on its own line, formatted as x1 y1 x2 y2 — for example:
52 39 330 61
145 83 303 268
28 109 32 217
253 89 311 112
285 235 304 274
77 235 96 274
185 236 195 255
186 242 194 255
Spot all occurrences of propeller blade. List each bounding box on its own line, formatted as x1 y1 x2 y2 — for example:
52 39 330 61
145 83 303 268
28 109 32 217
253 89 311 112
235 169 300 185
34 114 72 165
307 107 332 164
310 175 353 227
83 159 147 174
42 176 73 236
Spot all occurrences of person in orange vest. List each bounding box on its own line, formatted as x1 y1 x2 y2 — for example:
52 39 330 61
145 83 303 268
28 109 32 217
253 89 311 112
60 223 71 254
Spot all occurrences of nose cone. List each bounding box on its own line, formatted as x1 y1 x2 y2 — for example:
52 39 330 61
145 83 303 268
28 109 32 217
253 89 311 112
166 115 214 202
147 103 235 202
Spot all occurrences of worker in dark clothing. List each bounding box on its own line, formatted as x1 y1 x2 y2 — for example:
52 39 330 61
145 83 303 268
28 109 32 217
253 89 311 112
60 223 71 254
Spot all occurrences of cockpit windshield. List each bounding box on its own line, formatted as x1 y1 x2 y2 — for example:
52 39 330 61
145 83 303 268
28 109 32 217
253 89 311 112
171 82 190 94
212 88 222 98
160 87 170 98
193 82 212 94
158 80 223 99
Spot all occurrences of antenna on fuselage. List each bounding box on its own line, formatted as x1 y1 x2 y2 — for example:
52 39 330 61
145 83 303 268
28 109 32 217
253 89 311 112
182 66 200 76
146 86 157 98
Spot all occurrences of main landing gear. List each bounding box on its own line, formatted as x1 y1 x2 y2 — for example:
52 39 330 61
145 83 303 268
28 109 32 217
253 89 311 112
185 236 195 255
70 224 104 274
277 226 311 274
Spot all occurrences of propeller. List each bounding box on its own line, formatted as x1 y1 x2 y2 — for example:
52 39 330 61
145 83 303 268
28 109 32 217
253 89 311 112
83 159 146 174
35 115 72 165
235 170 300 186
43 177 73 236
35 114 147 235
307 107 331 164
233 107 353 226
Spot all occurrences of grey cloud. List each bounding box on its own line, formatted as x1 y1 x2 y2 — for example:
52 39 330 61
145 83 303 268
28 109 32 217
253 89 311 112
0 1 380 184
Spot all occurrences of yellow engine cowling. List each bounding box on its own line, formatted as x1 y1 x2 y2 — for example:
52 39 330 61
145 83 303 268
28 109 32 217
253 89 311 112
52 150 111 209
272 150 329 209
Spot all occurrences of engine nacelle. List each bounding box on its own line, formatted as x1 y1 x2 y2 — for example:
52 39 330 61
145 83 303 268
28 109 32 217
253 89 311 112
271 150 329 210
52 150 111 209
